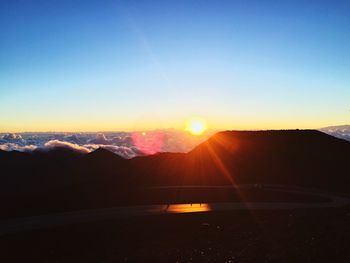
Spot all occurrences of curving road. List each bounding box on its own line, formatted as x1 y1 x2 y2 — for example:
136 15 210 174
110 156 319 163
0 185 349 236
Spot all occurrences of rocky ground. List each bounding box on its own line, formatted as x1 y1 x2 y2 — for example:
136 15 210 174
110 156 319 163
1 207 350 262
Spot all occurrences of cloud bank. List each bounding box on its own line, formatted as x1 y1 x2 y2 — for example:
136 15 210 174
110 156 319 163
0 130 214 158
44 140 91 154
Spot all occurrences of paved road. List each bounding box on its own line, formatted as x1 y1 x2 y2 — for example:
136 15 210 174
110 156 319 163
0 185 349 236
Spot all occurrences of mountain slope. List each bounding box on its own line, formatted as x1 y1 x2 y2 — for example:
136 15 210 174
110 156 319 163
125 130 350 191
1 130 350 218
188 130 349 189
1 130 349 192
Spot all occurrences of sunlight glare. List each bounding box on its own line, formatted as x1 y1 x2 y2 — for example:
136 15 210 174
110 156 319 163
186 119 207 135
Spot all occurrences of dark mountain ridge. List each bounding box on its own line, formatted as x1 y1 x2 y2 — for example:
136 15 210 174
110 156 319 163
122 130 350 190
1 130 349 218
1 130 349 191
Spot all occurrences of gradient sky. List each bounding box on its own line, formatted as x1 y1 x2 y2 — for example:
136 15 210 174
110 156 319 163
1 0 349 132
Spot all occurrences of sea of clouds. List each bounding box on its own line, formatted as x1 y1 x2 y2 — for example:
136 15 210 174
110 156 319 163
0 130 215 159
320 125 350 142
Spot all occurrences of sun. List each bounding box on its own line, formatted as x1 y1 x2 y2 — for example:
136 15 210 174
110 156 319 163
186 119 207 135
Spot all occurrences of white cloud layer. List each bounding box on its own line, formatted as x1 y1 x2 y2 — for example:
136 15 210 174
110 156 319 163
44 140 91 154
0 143 37 152
0 130 215 158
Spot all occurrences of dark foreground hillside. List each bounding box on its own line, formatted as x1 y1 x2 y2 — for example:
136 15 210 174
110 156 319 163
0 130 349 218
1 207 350 263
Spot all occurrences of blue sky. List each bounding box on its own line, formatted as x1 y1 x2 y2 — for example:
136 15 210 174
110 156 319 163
1 0 349 132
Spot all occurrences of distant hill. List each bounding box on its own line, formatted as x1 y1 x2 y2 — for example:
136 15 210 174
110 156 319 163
320 125 350 142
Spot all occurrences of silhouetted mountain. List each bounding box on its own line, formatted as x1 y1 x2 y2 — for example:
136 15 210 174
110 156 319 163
2 130 350 190
86 147 125 161
124 130 350 191
1 130 350 218
192 130 350 190
74 148 127 185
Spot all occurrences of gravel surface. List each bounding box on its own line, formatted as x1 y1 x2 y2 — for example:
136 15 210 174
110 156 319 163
1 207 350 262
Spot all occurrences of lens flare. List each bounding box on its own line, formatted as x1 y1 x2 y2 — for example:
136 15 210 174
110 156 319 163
132 131 164 155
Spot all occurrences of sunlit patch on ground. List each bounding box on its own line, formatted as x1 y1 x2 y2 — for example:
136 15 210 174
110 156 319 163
166 203 210 213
